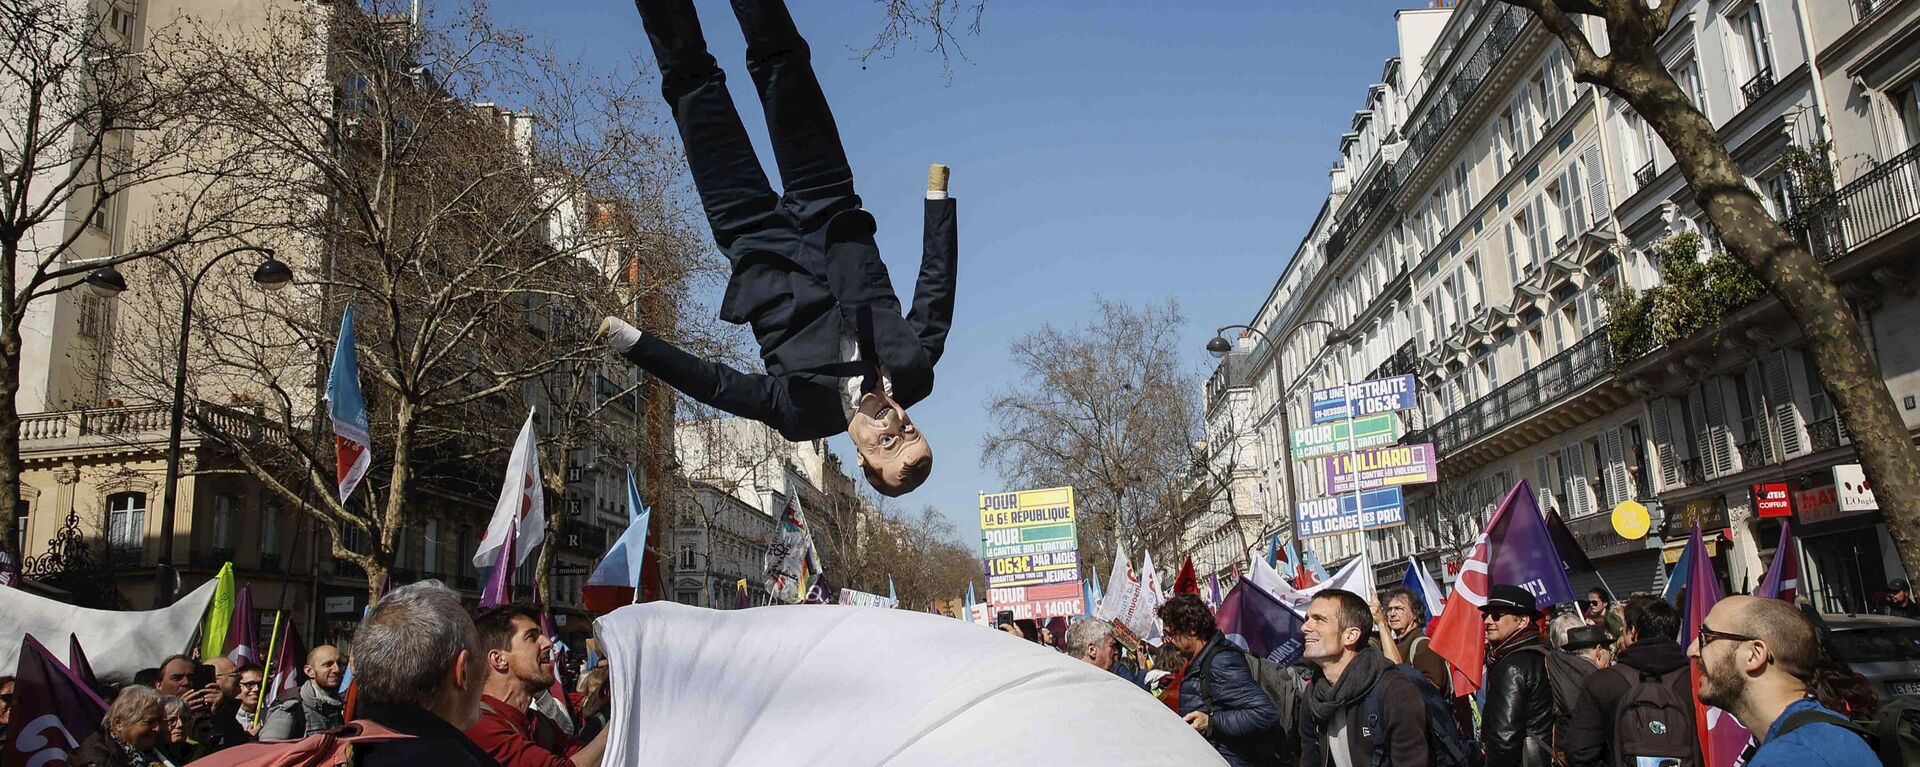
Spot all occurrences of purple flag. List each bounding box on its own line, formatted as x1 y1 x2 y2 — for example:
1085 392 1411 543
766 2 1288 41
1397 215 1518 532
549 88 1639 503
478 520 516 609
1215 580 1305 665
1208 572 1223 609
66 635 99 695
4 634 109 767
223 584 260 666
1756 522 1800 603
0 542 18 588
1487 480 1578 609
1545 508 1596 573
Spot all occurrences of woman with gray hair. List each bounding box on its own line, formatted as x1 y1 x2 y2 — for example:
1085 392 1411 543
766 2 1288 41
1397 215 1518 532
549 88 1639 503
158 694 209 764
68 685 173 767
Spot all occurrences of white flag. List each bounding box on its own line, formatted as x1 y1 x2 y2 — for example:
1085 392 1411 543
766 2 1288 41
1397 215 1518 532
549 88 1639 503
1126 551 1166 645
1091 547 1135 622
473 409 546 569
1249 549 1377 614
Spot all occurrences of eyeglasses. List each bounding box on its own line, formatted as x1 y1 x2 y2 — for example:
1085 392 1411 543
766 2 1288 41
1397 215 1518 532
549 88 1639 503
238 681 262 689
1586 600 1606 607
1697 623 1758 647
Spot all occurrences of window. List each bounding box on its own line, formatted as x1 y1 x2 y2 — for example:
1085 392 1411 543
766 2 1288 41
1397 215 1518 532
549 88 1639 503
1452 271 1470 324
107 491 146 564
107 3 137 39
1413 293 1428 348
1454 161 1472 213
425 519 441 574
1673 56 1709 119
90 185 116 232
15 501 29 557
1891 78 1920 150
1440 278 1459 330
678 546 696 570
1624 421 1650 499
1530 197 1552 265
1764 174 1796 221
261 503 280 560
1802 352 1834 422
342 72 374 115
1515 86 1539 148
1730 2 1775 90
1734 370 1763 444
1466 256 1483 311
1544 50 1572 119
212 494 236 550
1500 108 1521 170
78 294 112 339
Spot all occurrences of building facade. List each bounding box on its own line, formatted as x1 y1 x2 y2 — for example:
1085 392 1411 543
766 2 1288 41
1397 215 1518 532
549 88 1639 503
1203 0 1920 611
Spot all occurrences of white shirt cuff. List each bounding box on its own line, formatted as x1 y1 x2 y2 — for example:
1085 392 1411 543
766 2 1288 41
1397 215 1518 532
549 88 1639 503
601 316 642 354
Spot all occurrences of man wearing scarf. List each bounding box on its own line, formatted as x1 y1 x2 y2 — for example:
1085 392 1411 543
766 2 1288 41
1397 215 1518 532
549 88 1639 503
1480 584 1557 767
1298 589 1430 767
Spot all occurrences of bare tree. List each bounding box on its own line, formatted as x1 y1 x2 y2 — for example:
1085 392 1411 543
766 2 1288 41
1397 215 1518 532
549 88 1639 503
103 0 708 596
1496 0 1920 576
981 298 1214 574
861 0 987 76
0 0 263 550
832 503 976 611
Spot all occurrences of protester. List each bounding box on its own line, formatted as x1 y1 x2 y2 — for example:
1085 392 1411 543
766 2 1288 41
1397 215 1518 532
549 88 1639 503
1377 585 1448 691
155 655 209 714
1300 589 1428 767
1561 626 1613 671
70 685 170 767
162 693 210 763
234 665 264 736
258 645 346 740
575 668 610 742
346 580 499 766
133 668 161 689
1693 595 1879 766
1564 594 1694 767
1876 578 1920 619
1584 588 1624 641
0 674 13 755
465 604 608 767
1480 584 1556 767
1064 618 1150 689
1157 593 1277 767
202 656 252 749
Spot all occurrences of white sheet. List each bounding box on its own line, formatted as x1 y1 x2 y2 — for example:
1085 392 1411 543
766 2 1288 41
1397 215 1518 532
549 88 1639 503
595 602 1226 766
0 578 217 683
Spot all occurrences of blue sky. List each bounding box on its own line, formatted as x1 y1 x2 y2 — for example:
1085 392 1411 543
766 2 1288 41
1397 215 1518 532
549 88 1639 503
491 1 1417 542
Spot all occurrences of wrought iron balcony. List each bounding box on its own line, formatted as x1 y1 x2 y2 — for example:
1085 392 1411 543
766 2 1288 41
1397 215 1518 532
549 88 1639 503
1367 341 1419 381
1326 162 1397 258
1678 458 1706 487
1394 2 1530 190
1789 143 1920 263
1737 437 1770 470
1805 417 1843 452
1427 325 1612 455
1741 67 1776 108
1633 161 1656 189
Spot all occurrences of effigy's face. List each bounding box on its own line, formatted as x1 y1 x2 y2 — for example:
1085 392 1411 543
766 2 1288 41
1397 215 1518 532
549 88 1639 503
850 393 932 496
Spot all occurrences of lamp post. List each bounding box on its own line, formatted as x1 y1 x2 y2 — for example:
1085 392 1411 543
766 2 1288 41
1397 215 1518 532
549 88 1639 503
153 245 295 604
1207 320 1347 566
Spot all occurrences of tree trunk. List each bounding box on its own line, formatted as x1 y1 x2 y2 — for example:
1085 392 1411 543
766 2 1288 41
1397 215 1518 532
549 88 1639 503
1608 57 1920 575
1 244 22 559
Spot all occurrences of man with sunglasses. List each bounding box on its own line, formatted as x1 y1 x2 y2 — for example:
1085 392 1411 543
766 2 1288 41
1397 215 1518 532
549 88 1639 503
1690 596 1875 767
1480 583 1557 767
1583 588 1624 647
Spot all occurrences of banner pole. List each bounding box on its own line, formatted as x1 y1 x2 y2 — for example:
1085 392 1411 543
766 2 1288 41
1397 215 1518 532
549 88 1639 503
255 610 283 729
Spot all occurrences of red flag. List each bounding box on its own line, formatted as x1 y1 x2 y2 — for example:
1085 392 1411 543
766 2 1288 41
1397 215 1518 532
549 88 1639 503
267 620 307 708
1429 530 1492 695
1682 524 1753 767
1174 556 1199 597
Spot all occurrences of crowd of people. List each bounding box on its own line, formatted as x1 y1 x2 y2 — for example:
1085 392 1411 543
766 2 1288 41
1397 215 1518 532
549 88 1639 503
4 581 624 767
1058 584 1883 767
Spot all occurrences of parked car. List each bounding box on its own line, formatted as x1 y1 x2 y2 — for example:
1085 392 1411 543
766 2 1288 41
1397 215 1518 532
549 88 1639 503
1821 613 1920 702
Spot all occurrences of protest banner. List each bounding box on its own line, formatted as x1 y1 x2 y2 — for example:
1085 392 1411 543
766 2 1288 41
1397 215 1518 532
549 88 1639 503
1290 412 1400 460
1295 487 1405 538
1323 443 1437 493
980 486 1083 620
1309 374 1416 423
838 588 899 609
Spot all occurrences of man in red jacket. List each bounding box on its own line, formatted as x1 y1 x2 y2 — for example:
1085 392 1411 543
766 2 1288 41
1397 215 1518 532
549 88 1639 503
463 606 608 767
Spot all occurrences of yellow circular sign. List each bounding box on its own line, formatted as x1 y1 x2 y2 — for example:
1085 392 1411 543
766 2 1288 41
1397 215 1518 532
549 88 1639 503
1612 500 1651 540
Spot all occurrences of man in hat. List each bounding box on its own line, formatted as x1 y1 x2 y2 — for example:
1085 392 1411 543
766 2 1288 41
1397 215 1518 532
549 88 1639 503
603 0 957 498
1564 595 1696 767
1877 578 1920 619
1480 583 1556 767
1561 626 1614 672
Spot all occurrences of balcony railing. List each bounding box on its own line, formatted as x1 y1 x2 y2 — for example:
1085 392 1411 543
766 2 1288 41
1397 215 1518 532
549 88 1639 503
1806 417 1844 452
1327 161 1397 258
1678 458 1706 487
1740 67 1776 108
1737 437 1770 470
1790 143 1920 263
1368 341 1419 381
1427 325 1612 455
1633 161 1656 189
1394 2 1531 191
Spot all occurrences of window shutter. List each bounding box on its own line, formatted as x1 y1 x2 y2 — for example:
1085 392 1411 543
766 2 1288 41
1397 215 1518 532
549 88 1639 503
1583 144 1609 223
1505 220 1521 280
1701 381 1735 476
1565 164 1588 235
1601 428 1628 507
1651 398 1681 489
1535 454 1554 512
1564 441 1592 517
1767 348 1804 457
1689 390 1713 478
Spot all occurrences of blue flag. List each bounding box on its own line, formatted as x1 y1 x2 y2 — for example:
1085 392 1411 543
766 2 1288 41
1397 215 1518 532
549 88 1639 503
325 306 372 503
1400 556 1445 619
1663 537 1692 605
1302 548 1330 582
964 582 977 621
1266 534 1280 568
582 467 650 613
888 575 898 604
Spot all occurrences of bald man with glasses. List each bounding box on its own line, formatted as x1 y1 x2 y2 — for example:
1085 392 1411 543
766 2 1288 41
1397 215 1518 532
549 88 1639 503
1688 596 1875 767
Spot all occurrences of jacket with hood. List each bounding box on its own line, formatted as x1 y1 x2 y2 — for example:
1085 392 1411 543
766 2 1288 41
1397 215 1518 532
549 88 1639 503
1176 634 1280 767
1563 639 1695 767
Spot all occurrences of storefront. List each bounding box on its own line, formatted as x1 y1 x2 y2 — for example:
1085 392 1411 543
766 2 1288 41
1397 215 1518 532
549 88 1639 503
1563 505 1666 599
1794 464 1900 615
1657 498 1734 598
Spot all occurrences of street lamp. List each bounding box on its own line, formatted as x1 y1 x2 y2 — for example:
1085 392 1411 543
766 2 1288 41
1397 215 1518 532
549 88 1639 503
152 244 294 604
83 267 128 297
1204 320 1348 565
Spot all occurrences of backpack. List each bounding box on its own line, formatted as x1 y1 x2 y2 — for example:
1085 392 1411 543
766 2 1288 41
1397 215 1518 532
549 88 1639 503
1362 663 1486 767
182 721 413 767
1195 644 1302 767
1770 697 1920 767
1606 664 1697 767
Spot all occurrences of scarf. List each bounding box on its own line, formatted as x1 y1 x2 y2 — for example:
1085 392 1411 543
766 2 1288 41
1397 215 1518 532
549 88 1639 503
1488 624 1544 663
302 679 343 708
1303 646 1394 724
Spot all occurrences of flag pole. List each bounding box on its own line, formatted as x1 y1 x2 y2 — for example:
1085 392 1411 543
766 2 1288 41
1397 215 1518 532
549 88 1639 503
255 610 283 729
